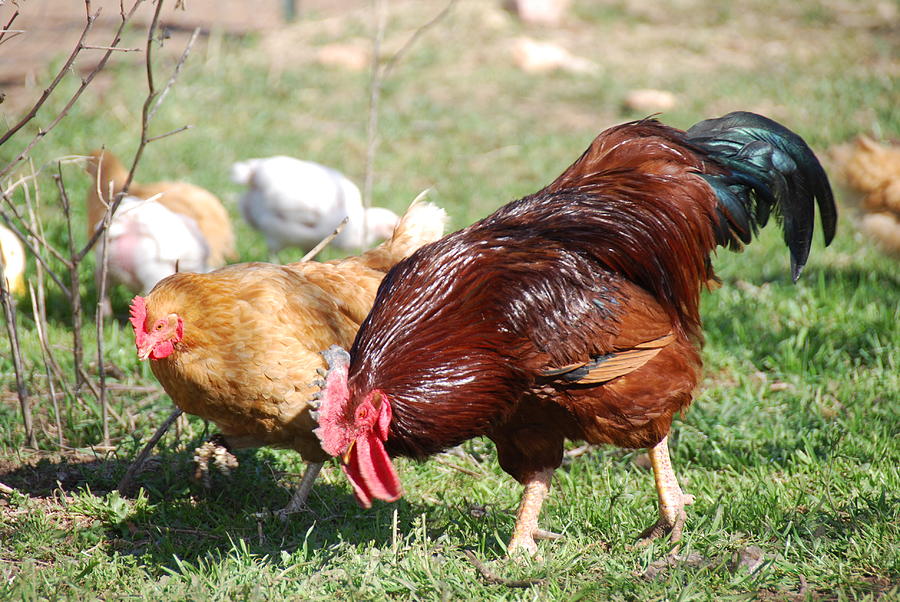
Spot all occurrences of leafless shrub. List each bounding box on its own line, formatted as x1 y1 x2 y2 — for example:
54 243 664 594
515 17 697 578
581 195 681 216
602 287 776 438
0 0 197 450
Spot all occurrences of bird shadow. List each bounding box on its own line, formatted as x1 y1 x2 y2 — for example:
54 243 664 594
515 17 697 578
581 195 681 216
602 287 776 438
0 445 439 571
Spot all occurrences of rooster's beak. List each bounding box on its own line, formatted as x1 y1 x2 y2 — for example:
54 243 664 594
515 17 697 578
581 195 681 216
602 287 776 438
342 439 356 464
137 346 152 361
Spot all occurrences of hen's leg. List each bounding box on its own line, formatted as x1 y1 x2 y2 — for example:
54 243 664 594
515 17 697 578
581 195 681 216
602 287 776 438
638 435 694 544
507 468 562 557
278 461 324 518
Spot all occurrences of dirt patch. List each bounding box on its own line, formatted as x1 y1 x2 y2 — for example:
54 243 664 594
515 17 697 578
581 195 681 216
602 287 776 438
0 0 366 114
0 449 115 496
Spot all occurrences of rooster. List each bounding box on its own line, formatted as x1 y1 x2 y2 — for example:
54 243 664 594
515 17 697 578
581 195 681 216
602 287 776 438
129 200 447 514
230 156 399 256
313 112 836 556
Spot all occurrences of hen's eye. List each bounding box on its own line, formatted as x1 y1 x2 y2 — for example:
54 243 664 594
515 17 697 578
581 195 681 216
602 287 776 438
155 323 164 330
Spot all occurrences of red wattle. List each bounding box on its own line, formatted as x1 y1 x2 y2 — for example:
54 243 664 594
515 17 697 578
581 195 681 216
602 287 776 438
343 430 402 508
342 449 373 508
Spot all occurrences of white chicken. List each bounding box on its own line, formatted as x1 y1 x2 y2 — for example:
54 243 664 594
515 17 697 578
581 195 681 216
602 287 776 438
230 156 399 257
102 196 210 295
0 224 26 296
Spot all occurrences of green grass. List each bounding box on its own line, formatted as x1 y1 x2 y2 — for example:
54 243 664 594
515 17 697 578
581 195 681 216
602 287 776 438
1 0 899 598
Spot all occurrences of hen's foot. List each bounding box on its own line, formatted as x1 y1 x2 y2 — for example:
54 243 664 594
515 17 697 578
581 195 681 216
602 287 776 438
636 435 693 546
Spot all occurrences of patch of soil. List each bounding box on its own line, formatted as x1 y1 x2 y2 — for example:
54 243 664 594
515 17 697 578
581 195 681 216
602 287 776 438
0 0 366 114
0 450 117 496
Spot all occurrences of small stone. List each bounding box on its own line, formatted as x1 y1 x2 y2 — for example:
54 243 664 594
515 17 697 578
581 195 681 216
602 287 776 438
624 89 678 113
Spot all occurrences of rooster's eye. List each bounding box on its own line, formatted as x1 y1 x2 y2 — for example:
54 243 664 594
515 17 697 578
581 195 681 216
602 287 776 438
155 323 164 331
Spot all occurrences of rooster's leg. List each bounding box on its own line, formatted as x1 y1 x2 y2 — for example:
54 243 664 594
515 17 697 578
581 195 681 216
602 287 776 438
277 461 324 518
637 435 694 545
507 468 562 557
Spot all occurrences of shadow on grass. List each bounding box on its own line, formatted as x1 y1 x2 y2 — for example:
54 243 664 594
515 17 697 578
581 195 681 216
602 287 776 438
0 445 444 571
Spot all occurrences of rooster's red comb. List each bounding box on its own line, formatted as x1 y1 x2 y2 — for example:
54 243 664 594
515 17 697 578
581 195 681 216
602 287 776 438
313 345 352 457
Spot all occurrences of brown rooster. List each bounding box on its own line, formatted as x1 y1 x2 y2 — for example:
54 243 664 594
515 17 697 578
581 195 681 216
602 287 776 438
313 112 836 556
129 200 447 514
87 149 236 267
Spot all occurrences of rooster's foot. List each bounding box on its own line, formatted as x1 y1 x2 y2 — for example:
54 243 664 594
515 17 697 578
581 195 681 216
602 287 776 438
636 492 695 545
254 462 324 522
636 435 693 546
507 468 558 560
507 527 564 561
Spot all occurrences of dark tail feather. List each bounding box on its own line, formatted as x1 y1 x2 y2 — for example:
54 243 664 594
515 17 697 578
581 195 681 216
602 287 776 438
686 111 837 281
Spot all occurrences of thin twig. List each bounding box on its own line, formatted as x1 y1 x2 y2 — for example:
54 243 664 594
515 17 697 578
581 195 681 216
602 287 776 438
0 7 100 151
0 482 15 496
81 45 141 52
29 284 64 449
299 217 349 262
147 27 201 122
381 0 458 81
433 457 482 478
0 0 144 179
362 0 457 231
79 0 198 261
95 194 114 445
463 550 546 588
146 523 225 539
75 364 128 428
0 256 35 448
0 208 71 295
0 11 20 46
362 0 388 212
56 168 85 392
145 124 192 144
24 168 65 450
118 408 184 496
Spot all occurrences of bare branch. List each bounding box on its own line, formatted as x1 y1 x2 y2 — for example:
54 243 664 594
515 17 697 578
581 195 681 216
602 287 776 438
118 408 184 496
0 11 20 46
81 45 141 52
80 0 199 261
0 256 36 448
56 167 86 391
29 284 64 449
362 0 388 212
362 0 456 223
0 208 71 295
148 26 201 122
0 9 99 151
145 124 192 144
299 217 348 262
95 198 114 445
381 0 458 81
0 0 145 180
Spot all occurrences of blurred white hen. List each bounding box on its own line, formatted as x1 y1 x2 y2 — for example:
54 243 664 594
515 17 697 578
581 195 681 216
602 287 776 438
103 196 210 295
230 156 399 256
